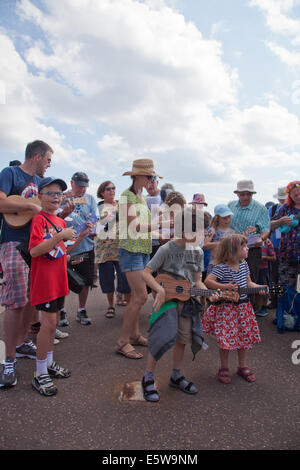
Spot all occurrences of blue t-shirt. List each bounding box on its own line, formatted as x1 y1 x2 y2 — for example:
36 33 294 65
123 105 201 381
64 193 98 255
0 166 41 243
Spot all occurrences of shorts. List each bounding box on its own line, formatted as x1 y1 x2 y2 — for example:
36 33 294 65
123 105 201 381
98 261 131 294
36 296 65 313
176 302 193 344
0 242 30 309
118 248 150 273
71 249 95 286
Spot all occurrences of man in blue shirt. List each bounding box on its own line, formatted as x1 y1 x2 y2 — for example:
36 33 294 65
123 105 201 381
59 172 97 326
0 140 53 388
228 180 270 313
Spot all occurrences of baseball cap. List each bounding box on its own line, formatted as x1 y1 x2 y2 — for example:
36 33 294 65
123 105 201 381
214 204 233 218
38 177 67 193
72 172 89 187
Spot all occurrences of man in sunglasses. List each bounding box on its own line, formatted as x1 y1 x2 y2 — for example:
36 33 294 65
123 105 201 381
58 172 97 327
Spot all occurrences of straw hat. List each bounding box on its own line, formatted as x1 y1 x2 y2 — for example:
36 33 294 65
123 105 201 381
233 180 256 194
122 159 162 178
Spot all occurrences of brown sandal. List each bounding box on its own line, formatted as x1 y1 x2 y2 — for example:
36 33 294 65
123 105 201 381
237 367 256 382
130 335 148 347
218 368 231 384
115 342 143 359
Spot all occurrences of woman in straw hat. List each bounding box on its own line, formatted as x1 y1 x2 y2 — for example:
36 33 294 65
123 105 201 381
116 159 162 359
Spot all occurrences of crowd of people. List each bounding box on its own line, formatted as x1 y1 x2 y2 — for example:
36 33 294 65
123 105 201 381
0 139 299 401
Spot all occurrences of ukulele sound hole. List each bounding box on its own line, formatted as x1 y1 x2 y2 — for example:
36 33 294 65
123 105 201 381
176 286 184 294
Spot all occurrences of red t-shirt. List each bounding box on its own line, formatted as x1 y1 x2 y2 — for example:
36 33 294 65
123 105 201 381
29 211 69 306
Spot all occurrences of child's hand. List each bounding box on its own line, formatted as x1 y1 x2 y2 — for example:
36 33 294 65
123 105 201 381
208 290 220 303
62 227 76 241
224 281 238 291
153 287 166 313
258 285 269 296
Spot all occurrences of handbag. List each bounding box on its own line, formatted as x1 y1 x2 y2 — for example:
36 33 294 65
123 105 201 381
16 237 31 267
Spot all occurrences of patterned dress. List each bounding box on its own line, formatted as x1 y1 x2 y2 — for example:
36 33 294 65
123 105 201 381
202 261 261 350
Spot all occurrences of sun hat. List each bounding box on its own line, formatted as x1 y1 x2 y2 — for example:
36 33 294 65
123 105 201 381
188 193 207 206
273 187 286 200
214 204 233 217
122 159 162 178
234 180 256 194
38 177 67 193
71 171 89 187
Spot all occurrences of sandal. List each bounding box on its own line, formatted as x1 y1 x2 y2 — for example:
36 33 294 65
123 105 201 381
141 376 159 402
237 366 256 383
218 368 231 384
115 342 143 359
169 376 198 394
130 335 148 347
105 307 115 318
117 299 127 306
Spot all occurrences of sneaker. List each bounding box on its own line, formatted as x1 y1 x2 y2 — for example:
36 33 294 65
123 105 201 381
58 310 69 327
255 308 269 317
76 309 92 325
47 361 71 379
0 357 17 388
55 329 69 340
32 373 57 396
54 338 60 345
16 340 37 359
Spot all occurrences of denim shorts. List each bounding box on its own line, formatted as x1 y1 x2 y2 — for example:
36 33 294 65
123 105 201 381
118 248 150 273
98 260 131 294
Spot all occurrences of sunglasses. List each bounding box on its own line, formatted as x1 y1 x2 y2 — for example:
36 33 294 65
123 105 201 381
40 191 64 197
105 186 116 191
146 176 157 181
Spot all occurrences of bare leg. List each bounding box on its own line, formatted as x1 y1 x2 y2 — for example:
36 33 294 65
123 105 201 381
4 303 35 358
172 342 185 370
36 312 57 360
78 286 89 309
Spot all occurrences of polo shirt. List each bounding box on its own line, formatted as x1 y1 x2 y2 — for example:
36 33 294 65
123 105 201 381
228 199 270 234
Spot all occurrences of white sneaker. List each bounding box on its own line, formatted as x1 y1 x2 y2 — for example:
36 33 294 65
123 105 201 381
55 329 69 339
54 338 60 345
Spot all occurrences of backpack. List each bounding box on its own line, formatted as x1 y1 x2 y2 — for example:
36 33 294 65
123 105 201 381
276 285 300 333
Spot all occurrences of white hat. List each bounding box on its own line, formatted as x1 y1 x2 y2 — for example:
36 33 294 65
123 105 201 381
273 187 286 200
234 180 256 194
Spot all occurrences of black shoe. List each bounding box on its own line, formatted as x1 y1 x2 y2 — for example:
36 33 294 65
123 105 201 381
0 357 17 388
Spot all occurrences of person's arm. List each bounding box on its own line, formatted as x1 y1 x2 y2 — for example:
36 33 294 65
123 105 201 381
66 223 92 255
195 272 219 303
246 274 268 294
30 226 76 257
0 190 41 215
142 267 166 313
204 273 238 292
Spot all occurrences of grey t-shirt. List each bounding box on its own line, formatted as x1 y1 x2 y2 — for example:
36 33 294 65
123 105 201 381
147 240 203 285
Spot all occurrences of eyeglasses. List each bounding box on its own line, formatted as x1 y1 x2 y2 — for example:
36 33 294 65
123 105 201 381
105 186 116 191
40 191 64 198
146 176 157 181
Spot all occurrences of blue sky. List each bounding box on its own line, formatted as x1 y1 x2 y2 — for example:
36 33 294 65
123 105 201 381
0 0 299 212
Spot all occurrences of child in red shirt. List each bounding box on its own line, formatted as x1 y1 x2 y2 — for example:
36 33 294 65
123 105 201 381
29 177 76 396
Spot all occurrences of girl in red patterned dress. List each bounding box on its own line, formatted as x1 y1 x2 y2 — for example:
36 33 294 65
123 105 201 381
202 234 267 384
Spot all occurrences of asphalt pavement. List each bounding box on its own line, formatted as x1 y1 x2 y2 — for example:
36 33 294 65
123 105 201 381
1 286 300 451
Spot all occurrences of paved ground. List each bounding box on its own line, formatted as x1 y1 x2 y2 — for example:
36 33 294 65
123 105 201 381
0 287 300 451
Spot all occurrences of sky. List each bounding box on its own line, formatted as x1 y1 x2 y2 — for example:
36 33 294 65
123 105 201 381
0 0 300 214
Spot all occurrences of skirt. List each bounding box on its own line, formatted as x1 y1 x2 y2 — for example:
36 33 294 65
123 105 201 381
202 301 261 350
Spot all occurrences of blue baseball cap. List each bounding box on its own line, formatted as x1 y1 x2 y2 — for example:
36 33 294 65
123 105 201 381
214 204 233 217
38 177 67 193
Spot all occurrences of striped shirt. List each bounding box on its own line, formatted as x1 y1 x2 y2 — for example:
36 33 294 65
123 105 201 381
228 199 270 234
211 261 250 301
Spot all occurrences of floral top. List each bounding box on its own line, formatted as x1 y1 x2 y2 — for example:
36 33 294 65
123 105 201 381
118 189 152 254
94 201 119 264
274 203 300 265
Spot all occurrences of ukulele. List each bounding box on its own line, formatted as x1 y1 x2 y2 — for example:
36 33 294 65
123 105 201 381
3 195 41 229
278 214 300 234
154 274 282 303
154 274 239 303
62 195 87 205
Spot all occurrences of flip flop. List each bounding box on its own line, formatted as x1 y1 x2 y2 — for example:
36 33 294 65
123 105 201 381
117 299 127 306
105 307 115 318
115 342 143 359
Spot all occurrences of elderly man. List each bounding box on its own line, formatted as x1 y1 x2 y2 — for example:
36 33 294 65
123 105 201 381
228 180 270 313
0 140 53 388
58 172 97 326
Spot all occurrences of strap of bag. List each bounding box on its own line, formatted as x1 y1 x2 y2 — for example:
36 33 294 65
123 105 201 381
40 213 60 233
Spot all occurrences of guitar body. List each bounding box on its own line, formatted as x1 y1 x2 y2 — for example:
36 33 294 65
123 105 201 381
3 195 41 229
154 273 240 303
278 214 299 234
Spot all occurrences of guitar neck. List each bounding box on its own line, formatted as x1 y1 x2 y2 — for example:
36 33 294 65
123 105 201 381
238 287 268 294
190 287 217 297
